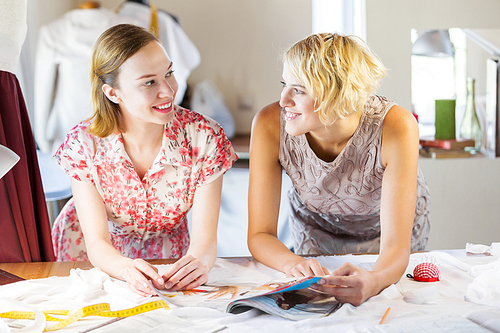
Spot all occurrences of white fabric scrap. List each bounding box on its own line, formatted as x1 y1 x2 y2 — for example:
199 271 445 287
465 258 500 307
466 243 491 255
466 242 500 256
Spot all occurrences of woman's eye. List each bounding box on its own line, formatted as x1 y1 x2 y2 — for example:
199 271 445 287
280 80 286 88
166 70 175 78
144 80 155 87
294 88 304 94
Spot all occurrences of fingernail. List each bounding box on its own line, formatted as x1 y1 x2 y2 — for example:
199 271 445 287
164 282 172 289
318 279 326 285
311 284 318 290
157 278 164 285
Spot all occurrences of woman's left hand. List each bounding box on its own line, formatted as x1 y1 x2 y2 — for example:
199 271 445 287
312 262 377 306
161 254 209 291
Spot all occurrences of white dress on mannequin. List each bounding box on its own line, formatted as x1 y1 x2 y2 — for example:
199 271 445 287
33 7 138 153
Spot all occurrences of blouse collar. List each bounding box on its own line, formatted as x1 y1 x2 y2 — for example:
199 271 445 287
92 113 188 171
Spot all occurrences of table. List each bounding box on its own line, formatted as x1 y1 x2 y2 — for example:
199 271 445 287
1 251 499 333
0 261 92 281
0 259 176 281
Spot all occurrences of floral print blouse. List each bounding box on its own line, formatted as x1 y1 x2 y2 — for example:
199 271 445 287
52 107 237 261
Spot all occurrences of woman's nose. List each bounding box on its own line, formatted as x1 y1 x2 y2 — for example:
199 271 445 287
279 89 293 108
158 79 175 98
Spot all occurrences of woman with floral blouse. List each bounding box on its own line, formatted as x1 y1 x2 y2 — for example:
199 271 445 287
52 24 237 296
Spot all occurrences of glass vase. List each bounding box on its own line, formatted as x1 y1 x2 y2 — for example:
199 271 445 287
459 77 482 152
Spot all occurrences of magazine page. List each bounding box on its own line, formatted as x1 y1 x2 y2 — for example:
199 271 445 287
149 276 321 310
226 276 342 320
147 280 255 312
227 289 342 321
148 276 342 320
234 276 322 298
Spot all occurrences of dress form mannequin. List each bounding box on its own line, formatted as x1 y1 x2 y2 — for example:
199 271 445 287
33 4 139 153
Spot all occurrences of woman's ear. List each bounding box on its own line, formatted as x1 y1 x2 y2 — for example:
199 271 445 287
102 84 121 104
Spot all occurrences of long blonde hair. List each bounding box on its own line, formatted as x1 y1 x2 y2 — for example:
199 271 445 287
88 24 160 137
283 33 387 125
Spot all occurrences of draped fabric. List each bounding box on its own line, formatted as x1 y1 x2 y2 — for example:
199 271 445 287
0 70 55 262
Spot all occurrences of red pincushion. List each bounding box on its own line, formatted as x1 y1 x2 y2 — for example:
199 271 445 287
413 262 440 282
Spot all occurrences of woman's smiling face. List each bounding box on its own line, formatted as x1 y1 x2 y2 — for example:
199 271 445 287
107 41 178 128
279 62 323 137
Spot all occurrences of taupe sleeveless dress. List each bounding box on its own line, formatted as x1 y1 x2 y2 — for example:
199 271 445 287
279 95 430 255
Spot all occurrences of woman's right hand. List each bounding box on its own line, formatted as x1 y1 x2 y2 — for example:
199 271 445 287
120 259 165 297
283 258 329 278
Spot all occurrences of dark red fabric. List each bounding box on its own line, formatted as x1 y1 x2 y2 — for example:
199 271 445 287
0 70 55 262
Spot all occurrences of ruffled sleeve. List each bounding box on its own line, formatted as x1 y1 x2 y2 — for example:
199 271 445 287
198 121 238 186
176 109 238 187
52 121 95 184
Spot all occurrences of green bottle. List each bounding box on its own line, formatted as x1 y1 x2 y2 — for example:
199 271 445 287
459 77 482 152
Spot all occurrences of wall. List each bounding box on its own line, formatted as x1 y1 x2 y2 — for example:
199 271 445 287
365 0 500 250
419 157 500 250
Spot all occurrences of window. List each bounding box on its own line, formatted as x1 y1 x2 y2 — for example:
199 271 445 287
411 28 467 138
311 0 365 40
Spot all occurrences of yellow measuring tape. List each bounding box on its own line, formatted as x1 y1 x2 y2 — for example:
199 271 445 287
0 300 170 331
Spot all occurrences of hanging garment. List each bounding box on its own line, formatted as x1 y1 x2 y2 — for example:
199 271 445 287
0 0 54 262
33 7 139 153
117 1 201 105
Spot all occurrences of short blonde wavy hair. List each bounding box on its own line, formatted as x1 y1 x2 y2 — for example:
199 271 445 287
88 24 160 137
283 33 387 125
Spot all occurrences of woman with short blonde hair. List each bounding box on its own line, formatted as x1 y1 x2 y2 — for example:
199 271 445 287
248 33 430 306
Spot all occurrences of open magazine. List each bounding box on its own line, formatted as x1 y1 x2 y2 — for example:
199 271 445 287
148 276 342 321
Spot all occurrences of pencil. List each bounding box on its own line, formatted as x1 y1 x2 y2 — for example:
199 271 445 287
379 307 391 324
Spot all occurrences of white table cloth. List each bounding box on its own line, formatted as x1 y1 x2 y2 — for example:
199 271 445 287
1 248 499 333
